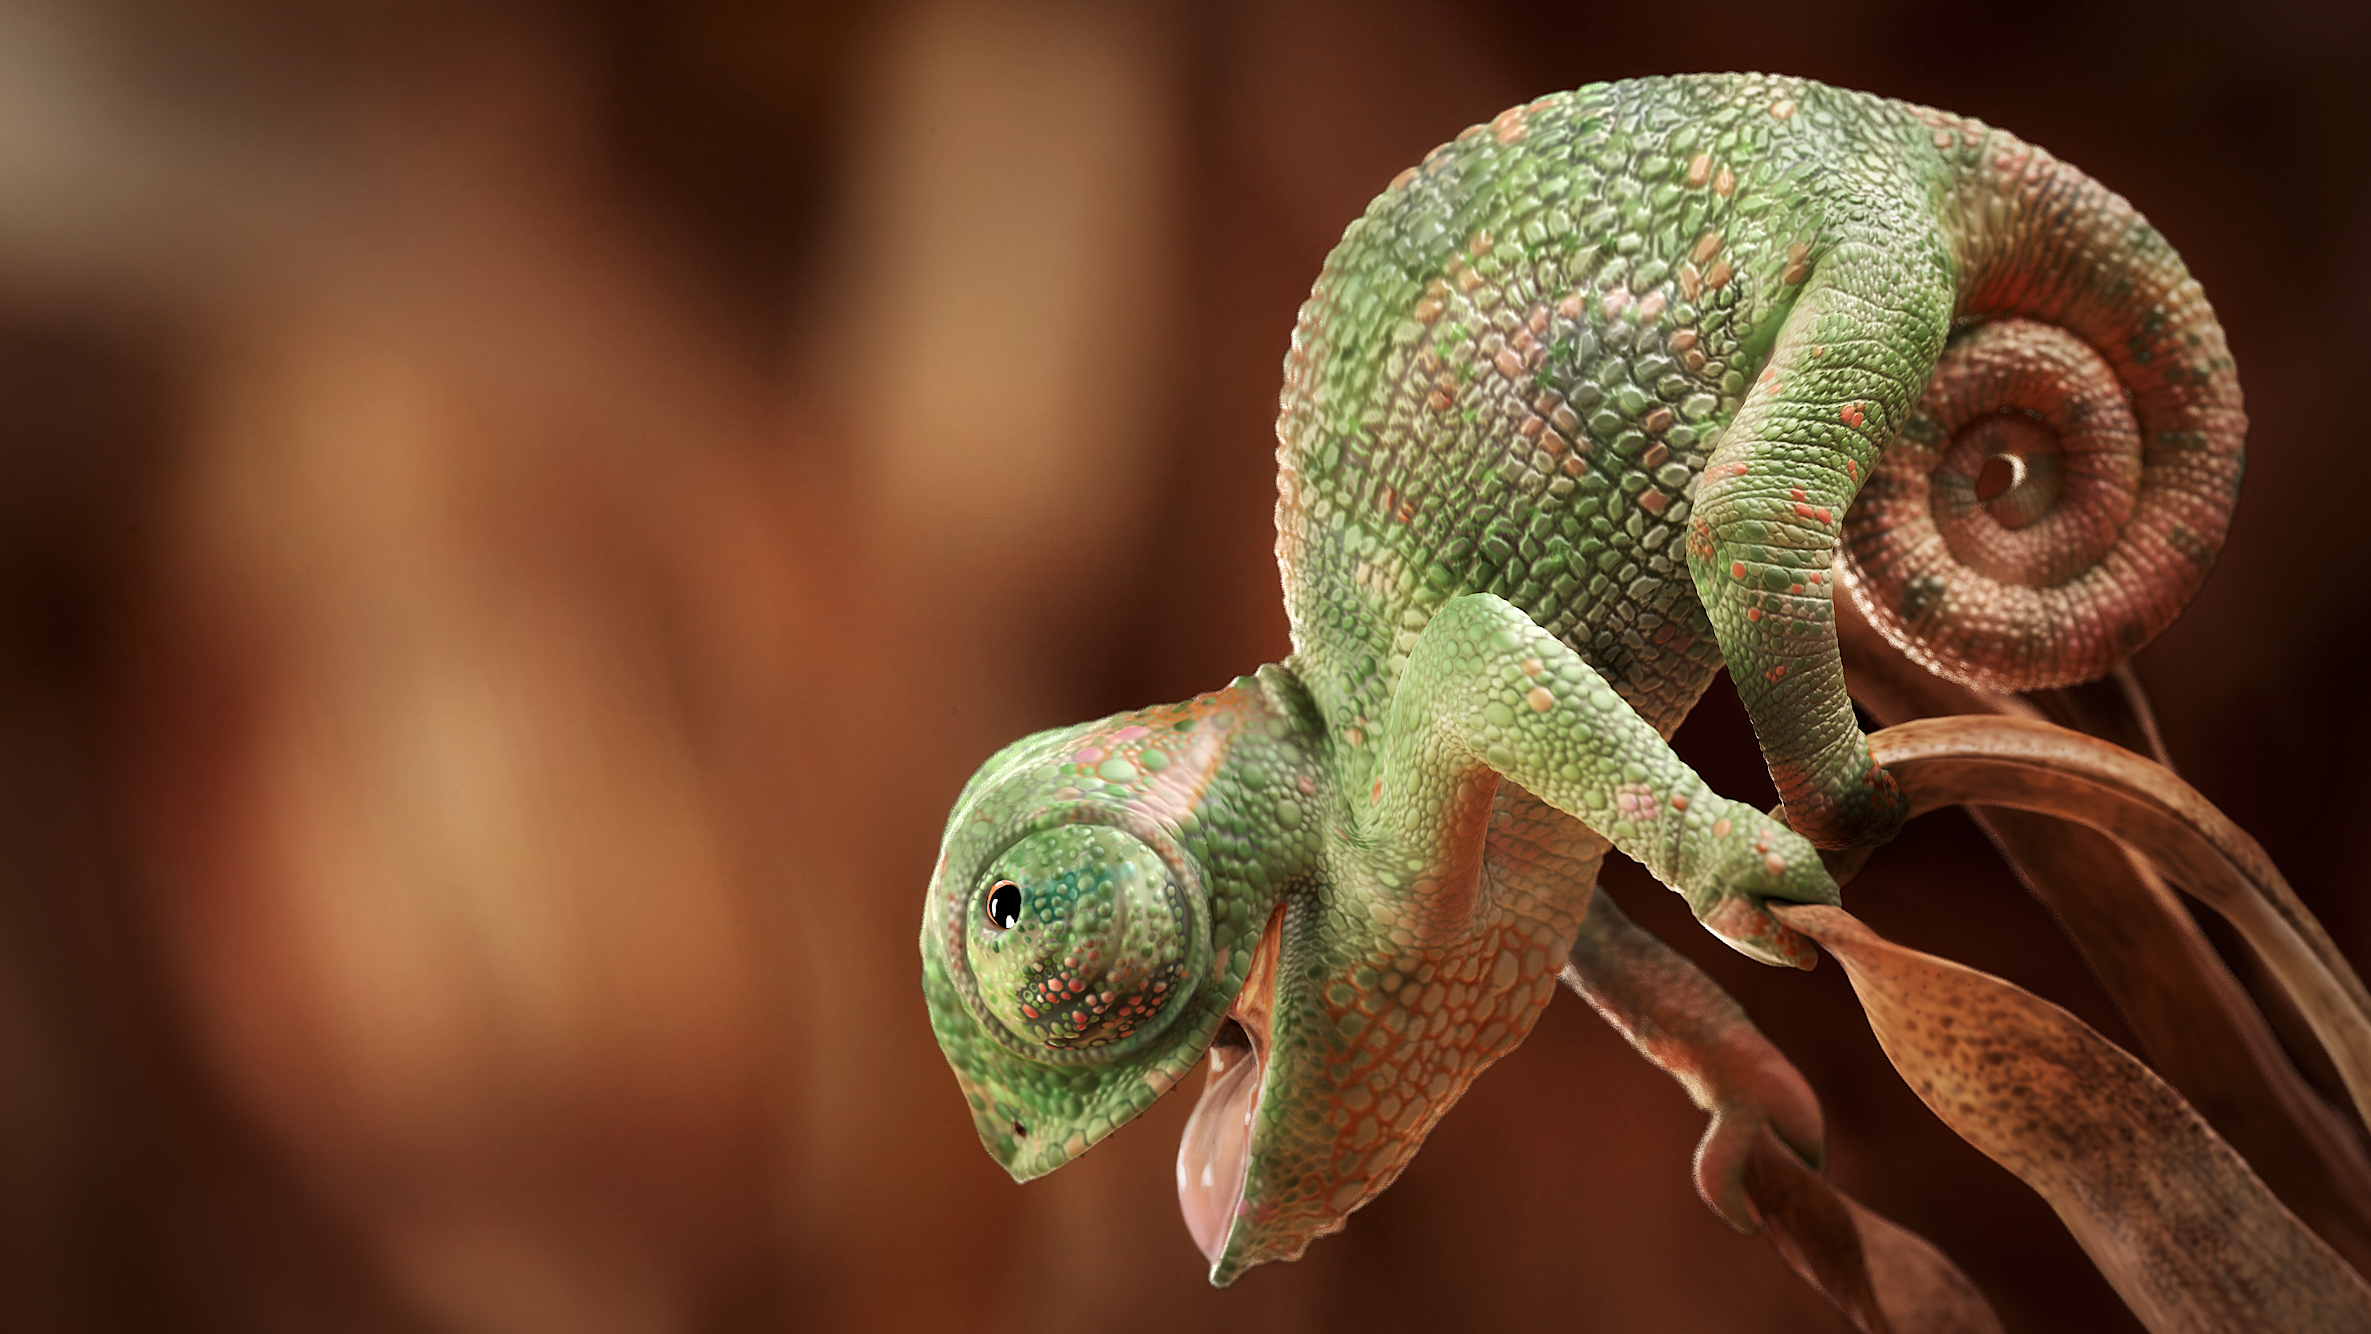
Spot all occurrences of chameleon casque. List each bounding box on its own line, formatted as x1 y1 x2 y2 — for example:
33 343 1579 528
921 72 2243 1284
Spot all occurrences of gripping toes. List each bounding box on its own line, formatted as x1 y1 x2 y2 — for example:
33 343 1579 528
1685 806 1836 970
1385 594 1838 966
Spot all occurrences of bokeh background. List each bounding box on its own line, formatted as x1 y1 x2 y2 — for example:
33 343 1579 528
0 0 2366 1330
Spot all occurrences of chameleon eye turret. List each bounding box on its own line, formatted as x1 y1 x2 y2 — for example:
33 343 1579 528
960 825 1202 1058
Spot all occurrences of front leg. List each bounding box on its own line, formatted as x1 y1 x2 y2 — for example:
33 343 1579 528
1374 592 1838 967
1564 890 1824 1229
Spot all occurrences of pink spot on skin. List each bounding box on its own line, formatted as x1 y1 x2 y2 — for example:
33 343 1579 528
1637 291 1666 321
1112 726 1148 742
1765 853 1787 875
1491 107 1528 144
1372 779 1384 804
1616 784 1659 819
1075 747 1105 764
1602 289 1630 318
1520 658 1545 677
1525 686 1556 712
1713 818 1732 837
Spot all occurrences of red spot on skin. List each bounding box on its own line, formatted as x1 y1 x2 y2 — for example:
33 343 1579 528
1815 508 1831 524
1670 794 1690 811
1789 488 1806 502
1022 1005 1038 1019
1732 562 1747 579
1789 584 1804 595
1372 779 1384 804
1840 403 1866 429
1746 608 1762 622
1713 818 1732 837
1794 503 1817 520
1846 459 1858 480
1765 665 1788 682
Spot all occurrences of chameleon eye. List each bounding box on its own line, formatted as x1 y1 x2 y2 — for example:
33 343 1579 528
967 826 1199 1055
986 881 1023 930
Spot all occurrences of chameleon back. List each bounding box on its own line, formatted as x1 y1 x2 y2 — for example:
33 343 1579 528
1278 74 1919 765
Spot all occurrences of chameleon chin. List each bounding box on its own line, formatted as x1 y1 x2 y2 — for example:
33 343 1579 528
921 71 2259 1301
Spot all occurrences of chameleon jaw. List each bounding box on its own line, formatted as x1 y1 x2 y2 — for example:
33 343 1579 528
1175 904 1284 1269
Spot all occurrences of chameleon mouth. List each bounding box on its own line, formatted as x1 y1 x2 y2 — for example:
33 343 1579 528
1176 905 1284 1265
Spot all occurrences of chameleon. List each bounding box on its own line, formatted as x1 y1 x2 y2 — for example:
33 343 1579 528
920 72 2245 1285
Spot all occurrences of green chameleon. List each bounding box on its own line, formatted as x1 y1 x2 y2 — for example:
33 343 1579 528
920 73 2244 1284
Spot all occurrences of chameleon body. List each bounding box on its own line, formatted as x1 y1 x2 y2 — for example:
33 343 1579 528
922 73 2243 1284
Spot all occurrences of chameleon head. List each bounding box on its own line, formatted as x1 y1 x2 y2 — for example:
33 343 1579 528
921 679 1314 1187
924 671 1495 1285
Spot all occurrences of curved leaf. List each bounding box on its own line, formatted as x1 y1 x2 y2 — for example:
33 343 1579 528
1864 714 2371 1137
1775 903 2371 1333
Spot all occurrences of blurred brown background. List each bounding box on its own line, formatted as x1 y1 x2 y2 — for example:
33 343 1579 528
0 0 2364 1330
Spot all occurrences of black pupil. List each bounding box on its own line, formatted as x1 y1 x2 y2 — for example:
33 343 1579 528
987 881 1022 930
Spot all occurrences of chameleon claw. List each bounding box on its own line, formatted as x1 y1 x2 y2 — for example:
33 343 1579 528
1700 894 1819 970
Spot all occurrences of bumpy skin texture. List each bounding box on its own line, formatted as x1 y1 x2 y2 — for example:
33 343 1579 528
923 73 2243 1286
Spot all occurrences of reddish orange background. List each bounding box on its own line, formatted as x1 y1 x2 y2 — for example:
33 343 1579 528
0 2 2364 1331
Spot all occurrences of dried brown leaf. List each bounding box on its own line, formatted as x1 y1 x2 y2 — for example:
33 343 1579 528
1775 903 2371 1333
1865 715 2371 1136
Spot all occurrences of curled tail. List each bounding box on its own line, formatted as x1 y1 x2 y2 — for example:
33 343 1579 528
1840 125 2246 692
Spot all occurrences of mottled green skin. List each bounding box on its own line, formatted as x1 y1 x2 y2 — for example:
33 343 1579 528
1279 73 1961 848
924 71 2240 1286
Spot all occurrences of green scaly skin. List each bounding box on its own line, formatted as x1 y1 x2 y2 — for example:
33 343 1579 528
923 73 2244 1285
